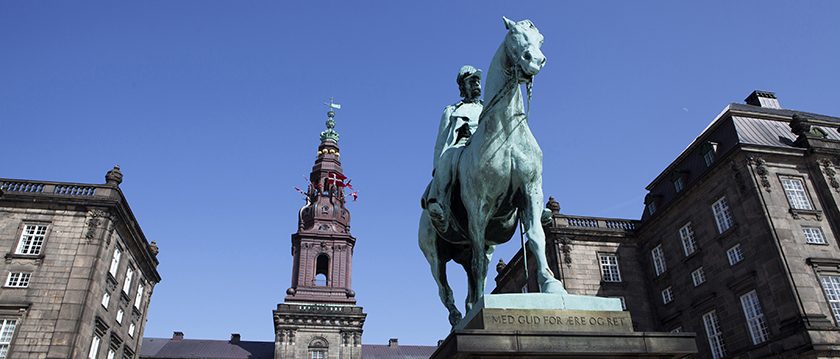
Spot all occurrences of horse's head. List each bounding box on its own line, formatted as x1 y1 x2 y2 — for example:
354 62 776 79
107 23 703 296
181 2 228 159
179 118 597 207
503 17 545 84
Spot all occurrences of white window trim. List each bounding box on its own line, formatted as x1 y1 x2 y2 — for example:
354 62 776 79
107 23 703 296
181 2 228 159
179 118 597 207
15 224 48 255
661 287 674 304
651 245 666 276
782 178 813 210
599 254 621 282
122 268 134 294
128 322 136 338
703 310 726 359
101 292 111 309
803 227 826 244
134 283 144 310
116 308 124 324
727 244 744 266
5 272 31 288
109 247 121 278
740 290 770 344
692 267 706 287
820 276 840 323
0 319 17 359
679 222 697 256
106 348 115 359
89 335 101 359
712 196 734 234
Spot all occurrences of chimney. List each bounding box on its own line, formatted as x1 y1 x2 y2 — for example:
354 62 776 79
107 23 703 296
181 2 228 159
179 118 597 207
437 340 444 347
230 333 241 344
745 90 780 109
388 338 398 347
173 332 184 341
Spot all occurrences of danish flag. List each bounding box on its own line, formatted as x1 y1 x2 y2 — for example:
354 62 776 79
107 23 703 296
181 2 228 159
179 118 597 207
328 173 348 187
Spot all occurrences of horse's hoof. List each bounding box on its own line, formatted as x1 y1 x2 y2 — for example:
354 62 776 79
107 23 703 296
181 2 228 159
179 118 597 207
541 279 568 294
448 311 463 328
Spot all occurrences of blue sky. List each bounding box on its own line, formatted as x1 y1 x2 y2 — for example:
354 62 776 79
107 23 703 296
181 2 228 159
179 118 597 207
2 0 839 346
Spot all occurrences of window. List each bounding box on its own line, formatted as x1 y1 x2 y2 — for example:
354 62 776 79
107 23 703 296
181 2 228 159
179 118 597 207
599 254 621 282
661 287 674 304
109 248 121 278
679 222 697 256
701 142 718 167
106 349 115 359
89 335 101 359
692 267 706 287
647 201 657 216
134 284 144 310
122 268 133 294
0 319 17 359
712 197 734 233
727 244 744 265
128 323 136 338
782 178 813 210
803 228 826 244
651 245 666 276
101 292 111 309
610 296 626 310
311 351 325 359
674 177 684 193
5 273 31 288
116 309 124 324
15 224 47 255
820 276 840 323
740 290 770 344
671 327 682 333
703 310 726 359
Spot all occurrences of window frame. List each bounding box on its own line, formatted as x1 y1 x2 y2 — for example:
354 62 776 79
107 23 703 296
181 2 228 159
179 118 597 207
820 276 840 324
122 267 134 295
89 335 101 359
712 196 734 234
679 222 698 256
14 223 49 256
727 244 744 266
109 247 122 278
701 141 718 167
651 245 666 276
598 253 622 283
0 319 17 359
781 177 813 210
4 272 31 288
101 292 111 309
692 267 706 287
661 287 674 304
803 227 826 244
702 310 726 359
740 290 770 345
134 283 144 310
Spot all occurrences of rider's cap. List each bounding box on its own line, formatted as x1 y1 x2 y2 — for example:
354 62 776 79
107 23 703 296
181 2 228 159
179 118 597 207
457 65 482 85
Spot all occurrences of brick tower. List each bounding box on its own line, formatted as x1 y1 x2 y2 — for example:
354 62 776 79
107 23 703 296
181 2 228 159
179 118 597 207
274 101 366 359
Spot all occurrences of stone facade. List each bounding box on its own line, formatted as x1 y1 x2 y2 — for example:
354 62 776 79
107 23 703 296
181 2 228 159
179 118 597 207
494 91 840 358
0 166 160 359
274 108 366 359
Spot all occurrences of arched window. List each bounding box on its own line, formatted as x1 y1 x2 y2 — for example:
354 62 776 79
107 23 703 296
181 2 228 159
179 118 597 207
315 254 329 286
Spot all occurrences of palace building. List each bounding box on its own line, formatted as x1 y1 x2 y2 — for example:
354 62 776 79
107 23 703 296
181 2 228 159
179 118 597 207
0 166 161 359
495 91 840 358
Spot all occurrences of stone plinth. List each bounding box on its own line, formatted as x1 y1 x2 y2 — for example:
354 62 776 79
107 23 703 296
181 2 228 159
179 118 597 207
430 330 697 359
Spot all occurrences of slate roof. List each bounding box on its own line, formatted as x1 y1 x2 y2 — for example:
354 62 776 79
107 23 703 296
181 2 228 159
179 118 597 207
140 338 437 359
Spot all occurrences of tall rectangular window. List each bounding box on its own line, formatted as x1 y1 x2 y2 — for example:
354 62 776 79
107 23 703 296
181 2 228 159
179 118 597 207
599 254 621 282
692 267 706 287
0 319 17 359
651 245 666 276
782 178 813 210
702 142 717 167
106 349 115 359
803 228 826 244
122 268 134 294
679 222 697 256
16 224 47 255
674 177 684 193
712 197 734 233
89 335 101 359
134 284 144 310
128 323 136 338
820 276 840 323
116 309 124 324
109 248 121 277
727 244 744 265
101 292 111 309
703 310 726 359
740 290 770 344
661 287 674 304
5 273 31 288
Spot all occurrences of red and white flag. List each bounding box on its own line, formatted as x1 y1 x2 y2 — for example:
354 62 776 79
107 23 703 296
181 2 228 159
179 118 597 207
328 173 348 187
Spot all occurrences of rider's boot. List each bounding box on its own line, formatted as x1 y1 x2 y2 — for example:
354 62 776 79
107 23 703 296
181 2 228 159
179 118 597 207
428 201 450 234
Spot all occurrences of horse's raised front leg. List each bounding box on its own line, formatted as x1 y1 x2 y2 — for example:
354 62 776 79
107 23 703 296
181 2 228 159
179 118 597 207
418 210 462 326
522 181 567 294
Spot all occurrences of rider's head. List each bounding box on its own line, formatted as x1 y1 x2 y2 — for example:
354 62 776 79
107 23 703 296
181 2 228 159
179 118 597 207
457 65 482 101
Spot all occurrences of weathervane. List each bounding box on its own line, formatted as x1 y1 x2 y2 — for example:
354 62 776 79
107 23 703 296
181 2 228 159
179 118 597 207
320 97 341 143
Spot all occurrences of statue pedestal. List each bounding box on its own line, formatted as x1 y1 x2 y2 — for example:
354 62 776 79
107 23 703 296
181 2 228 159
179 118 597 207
432 294 696 359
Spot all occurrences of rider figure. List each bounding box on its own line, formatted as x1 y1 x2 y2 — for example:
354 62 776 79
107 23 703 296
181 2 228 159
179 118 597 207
425 65 483 232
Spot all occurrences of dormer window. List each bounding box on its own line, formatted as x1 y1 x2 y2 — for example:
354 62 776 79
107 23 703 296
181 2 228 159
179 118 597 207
644 194 661 216
700 142 718 167
670 170 689 193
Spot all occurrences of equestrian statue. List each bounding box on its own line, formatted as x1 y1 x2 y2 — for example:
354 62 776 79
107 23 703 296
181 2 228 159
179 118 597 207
419 17 564 328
